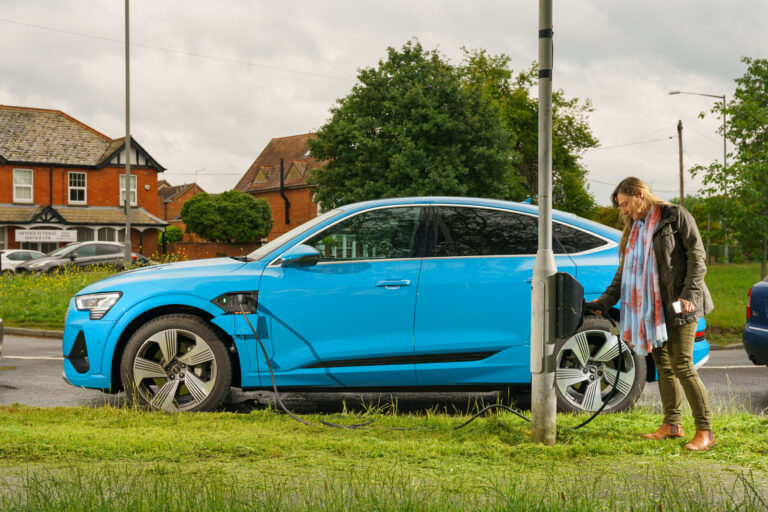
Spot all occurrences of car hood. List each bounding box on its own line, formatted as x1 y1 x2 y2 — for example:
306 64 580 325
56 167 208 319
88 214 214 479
76 257 263 295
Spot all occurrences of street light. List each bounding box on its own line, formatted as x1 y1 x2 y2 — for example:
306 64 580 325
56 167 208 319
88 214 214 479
668 90 728 263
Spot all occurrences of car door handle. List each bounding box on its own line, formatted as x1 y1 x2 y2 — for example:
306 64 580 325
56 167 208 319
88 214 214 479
375 280 412 288
525 278 533 283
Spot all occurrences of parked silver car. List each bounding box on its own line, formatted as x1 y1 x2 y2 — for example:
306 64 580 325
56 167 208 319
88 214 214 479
15 241 150 274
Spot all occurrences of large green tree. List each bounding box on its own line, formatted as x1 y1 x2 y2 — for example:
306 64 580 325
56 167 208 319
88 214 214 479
691 56 768 275
308 41 526 209
180 190 273 244
461 50 598 218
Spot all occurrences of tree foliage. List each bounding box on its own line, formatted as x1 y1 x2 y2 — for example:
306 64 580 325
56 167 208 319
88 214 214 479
160 225 184 245
308 40 598 215
690 56 768 271
180 191 273 244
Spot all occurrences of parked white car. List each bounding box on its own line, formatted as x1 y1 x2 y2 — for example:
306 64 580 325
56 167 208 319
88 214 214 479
0 249 46 274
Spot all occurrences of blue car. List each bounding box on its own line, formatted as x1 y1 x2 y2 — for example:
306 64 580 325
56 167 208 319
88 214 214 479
744 279 768 366
62 197 710 413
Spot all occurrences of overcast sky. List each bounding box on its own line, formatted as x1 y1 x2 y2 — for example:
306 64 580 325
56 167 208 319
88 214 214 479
2 1 766 205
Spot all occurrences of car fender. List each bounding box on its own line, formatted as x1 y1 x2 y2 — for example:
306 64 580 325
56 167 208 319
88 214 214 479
98 292 241 381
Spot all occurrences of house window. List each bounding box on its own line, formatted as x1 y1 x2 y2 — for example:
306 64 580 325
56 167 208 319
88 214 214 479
13 169 33 203
68 172 87 204
98 227 116 242
120 174 138 206
0 227 5 250
77 228 95 242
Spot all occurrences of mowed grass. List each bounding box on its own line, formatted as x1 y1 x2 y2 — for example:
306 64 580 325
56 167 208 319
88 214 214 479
705 262 761 345
0 268 116 329
0 404 767 511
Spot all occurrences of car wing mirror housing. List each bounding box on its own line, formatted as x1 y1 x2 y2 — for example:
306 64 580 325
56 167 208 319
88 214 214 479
279 244 320 267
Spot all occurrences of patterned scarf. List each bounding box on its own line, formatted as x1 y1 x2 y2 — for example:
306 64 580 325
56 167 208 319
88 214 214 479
619 205 668 355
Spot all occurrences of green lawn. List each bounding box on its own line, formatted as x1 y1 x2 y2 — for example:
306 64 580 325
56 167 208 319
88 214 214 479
0 405 766 511
705 263 761 345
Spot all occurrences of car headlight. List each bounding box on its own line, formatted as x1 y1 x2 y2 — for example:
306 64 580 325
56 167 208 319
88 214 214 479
74 292 122 320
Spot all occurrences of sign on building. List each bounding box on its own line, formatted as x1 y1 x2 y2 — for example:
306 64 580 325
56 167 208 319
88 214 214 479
16 230 78 243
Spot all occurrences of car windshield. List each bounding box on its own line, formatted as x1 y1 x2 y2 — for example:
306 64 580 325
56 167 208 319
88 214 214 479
47 245 75 257
247 209 343 261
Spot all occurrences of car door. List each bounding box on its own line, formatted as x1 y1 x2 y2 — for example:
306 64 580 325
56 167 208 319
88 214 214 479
413 205 576 386
255 205 426 388
71 244 100 269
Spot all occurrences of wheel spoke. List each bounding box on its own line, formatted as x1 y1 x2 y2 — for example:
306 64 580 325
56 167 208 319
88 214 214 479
592 334 621 363
581 380 604 412
556 368 590 389
148 330 178 364
150 379 180 412
603 367 635 397
569 331 591 367
133 357 167 382
177 337 214 366
184 372 213 405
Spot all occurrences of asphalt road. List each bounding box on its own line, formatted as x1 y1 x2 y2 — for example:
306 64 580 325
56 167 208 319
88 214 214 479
1 334 766 415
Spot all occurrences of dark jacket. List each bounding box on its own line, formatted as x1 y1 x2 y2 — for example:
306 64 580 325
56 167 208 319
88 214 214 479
595 204 714 327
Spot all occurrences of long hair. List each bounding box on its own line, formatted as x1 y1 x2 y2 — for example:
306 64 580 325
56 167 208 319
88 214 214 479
611 177 668 262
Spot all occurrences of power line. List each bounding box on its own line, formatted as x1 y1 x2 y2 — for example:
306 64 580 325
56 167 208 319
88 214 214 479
0 17 354 83
590 136 673 151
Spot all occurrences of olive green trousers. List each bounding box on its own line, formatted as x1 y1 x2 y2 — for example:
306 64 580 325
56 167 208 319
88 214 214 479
651 322 712 431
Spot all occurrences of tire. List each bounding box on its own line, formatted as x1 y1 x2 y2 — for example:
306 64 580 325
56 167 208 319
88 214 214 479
555 316 646 414
120 314 232 412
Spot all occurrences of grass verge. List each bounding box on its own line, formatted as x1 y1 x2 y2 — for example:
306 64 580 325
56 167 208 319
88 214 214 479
0 404 766 510
705 263 760 346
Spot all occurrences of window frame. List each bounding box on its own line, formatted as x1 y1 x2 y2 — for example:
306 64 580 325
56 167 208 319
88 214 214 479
425 204 615 258
13 168 34 204
120 174 138 206
68 171 87 205
268 205 429 266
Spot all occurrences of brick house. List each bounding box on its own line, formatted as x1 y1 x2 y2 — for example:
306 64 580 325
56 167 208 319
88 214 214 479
234 133 326 240
0 105 166 254
158 179 203 233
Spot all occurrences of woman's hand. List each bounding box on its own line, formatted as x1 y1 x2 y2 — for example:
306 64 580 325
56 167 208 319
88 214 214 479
677 298 696 313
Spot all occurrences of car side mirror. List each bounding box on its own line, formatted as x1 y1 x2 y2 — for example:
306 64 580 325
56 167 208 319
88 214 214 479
279 244 320 267
69 254 77 261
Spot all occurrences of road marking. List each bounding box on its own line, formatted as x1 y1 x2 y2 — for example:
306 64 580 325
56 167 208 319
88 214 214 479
1 356 64 361
700 365 766 370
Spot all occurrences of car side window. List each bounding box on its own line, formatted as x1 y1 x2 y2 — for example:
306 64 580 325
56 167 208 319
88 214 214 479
97 244 122 256
73 245 98 258
304 206 422 261
434 207 538 256
552 222 607 254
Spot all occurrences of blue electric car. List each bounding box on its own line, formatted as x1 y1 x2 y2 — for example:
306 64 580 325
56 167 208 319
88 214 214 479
62 197 710 413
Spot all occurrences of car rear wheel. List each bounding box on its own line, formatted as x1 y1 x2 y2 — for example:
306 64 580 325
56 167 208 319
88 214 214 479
120 314 232 412
555 316 646 414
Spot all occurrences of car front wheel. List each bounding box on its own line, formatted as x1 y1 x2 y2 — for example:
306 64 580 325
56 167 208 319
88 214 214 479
120 314 232 412
555 316 646 414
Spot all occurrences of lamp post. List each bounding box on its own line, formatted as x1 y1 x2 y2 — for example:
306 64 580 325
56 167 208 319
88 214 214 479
668 90 728 263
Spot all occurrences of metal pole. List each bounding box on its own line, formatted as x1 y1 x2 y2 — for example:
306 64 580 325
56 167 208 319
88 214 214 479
123 0 132 263
531 0 557 445
722 95 728 265
677 120 684 205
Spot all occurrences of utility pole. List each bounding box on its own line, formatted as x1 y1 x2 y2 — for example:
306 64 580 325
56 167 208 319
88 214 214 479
531 0 557 445
123 0 133 263
677 120 684 206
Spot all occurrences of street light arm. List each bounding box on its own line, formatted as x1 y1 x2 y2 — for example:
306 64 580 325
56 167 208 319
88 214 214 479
668 90 725 101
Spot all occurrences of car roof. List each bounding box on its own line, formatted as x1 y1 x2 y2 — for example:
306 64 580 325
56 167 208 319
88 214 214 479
337 196 621 241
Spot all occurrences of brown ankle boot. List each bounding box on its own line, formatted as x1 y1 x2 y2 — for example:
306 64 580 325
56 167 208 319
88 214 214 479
684 430 716 451
641 423 684 440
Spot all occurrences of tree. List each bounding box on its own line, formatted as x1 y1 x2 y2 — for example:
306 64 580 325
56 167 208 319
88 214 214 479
691 56 768 275
461 50 598 218
159 225 183 246
180 190 273 244
308 40 527 209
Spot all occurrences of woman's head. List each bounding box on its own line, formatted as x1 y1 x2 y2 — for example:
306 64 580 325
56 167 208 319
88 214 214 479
611 177 667 223
611 177 668 260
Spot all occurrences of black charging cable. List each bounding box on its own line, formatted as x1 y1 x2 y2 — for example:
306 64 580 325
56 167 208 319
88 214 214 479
238 299 626 432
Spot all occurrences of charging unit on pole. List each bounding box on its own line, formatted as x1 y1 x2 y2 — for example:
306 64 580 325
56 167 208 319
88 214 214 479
552 272 584 340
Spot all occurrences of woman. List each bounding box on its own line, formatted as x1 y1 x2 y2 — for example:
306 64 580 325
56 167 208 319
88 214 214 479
589 177 715 451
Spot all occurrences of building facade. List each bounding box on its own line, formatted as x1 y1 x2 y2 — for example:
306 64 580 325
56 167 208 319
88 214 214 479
234 133 325 241
0 106 166 254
